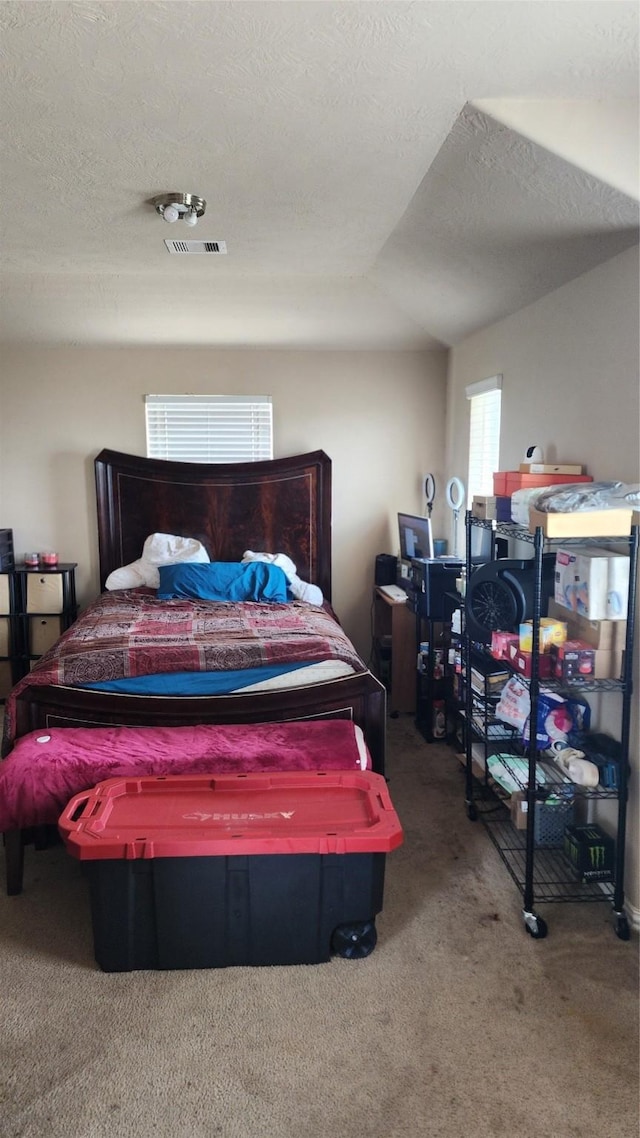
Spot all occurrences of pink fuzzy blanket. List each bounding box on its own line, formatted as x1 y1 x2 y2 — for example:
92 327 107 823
0 719 370 831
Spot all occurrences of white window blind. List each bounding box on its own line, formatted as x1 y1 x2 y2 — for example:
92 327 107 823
466 375 502 499
145 395 273 462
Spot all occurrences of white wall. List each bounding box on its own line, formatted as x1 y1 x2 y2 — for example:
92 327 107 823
0 347 447 658
446 244 640 917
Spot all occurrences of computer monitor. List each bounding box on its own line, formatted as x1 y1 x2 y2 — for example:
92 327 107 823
398 512 434 562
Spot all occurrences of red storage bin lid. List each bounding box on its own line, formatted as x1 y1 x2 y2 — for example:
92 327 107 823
59 770 404 860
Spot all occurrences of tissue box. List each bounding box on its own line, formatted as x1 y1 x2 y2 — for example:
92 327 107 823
554 547 630 621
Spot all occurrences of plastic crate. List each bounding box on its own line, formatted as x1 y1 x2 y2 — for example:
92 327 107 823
60 770 403 972
533 790 574 847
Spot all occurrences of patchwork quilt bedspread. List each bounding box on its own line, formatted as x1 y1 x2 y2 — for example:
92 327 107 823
2 588 366 751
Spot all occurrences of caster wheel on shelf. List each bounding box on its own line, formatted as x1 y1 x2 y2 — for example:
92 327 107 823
524 912 548 939
614 914 630 941
331 919 377 960
466 803 478 822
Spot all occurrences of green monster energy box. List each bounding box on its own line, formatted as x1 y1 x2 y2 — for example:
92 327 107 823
564 823 615 883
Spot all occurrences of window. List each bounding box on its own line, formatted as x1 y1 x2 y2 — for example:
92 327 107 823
466 375 502 499
145 395 273 463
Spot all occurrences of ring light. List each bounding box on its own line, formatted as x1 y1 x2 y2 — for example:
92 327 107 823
445 476 465 512
424 473 436 517
445 476 466 558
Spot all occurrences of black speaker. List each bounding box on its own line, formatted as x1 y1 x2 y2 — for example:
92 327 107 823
375 554 397 586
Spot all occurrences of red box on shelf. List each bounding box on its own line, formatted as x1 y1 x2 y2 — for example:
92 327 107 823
490 630 520 660
507 644 553 678
492 471 592 497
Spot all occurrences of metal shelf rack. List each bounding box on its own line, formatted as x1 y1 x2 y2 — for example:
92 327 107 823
462 512 638 940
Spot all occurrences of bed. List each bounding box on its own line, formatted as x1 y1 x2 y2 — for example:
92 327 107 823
1 448 386 891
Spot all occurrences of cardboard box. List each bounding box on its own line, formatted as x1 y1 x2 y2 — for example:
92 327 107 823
552 640 596 681
594 649 623 680
547 598 625 651
471 665 509 695
519 463 584 475
519 618 567 653
554 547 629 621
496 496 512 522
471 495 497 521
528 508 632 538
510 790 528 830
490 630 520 660
550 637 622 679
563 823 615 883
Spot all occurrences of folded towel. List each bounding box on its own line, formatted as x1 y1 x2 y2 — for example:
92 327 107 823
242 550 323 606
106 532 209 590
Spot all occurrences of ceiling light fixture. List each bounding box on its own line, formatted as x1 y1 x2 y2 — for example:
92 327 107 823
151 192 206 227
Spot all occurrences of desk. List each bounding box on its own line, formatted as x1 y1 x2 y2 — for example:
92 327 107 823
372 588 416 714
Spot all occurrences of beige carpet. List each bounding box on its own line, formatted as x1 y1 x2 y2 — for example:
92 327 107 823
1 717 638 1138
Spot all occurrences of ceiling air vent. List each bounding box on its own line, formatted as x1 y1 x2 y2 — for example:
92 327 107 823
164 240 227 255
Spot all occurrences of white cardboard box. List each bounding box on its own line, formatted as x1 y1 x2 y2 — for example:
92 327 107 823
554 547 629 621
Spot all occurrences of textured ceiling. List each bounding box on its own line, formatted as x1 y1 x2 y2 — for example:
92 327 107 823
0 1 638 348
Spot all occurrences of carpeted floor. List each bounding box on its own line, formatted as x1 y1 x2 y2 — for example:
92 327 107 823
1 716 638 1138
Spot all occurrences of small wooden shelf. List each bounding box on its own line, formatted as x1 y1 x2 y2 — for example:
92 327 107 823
372 588 415 715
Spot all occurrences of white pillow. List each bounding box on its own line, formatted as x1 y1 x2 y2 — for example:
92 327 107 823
105 533 210 590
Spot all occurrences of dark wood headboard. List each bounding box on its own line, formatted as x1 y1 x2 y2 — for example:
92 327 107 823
94 449 332 600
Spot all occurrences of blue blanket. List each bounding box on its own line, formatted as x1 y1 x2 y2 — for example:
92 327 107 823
81 662 309 696
157 561 289 602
